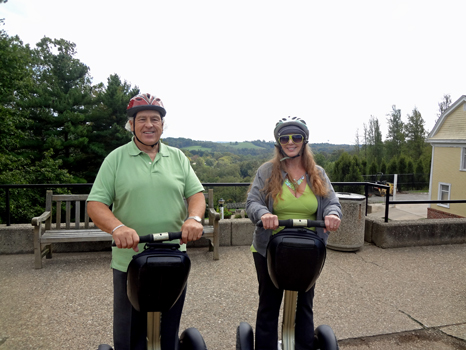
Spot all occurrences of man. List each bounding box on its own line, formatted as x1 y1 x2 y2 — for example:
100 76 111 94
87 93 205 349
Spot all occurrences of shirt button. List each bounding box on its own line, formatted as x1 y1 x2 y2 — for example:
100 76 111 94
149 162 152 164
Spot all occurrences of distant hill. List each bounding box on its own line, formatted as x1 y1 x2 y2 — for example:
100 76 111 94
163 137 352 155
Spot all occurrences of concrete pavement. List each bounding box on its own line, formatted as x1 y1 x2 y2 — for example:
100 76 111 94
367 192 430 221
0 242 465 349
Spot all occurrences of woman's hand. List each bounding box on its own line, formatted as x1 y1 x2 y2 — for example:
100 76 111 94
324 214 341 233
261 213 279 230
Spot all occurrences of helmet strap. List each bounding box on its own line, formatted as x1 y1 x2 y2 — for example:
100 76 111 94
277 142 307 162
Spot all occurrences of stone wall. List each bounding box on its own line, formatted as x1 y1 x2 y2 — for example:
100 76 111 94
2 216 466 255
365 216 466 248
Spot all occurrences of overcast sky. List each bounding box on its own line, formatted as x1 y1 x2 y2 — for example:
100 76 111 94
3 0 465 144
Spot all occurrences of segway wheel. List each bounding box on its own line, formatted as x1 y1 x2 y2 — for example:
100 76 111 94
97 345 113 350
315 325 339 350
236 322 254 350
180 327 207 350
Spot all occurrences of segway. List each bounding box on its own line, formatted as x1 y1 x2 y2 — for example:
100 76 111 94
237 219 339 350
98 231 207 350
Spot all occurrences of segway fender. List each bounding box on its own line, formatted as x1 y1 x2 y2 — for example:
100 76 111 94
97 345 113 350
315 325 339 350
180 327 207 350
236 321 254 350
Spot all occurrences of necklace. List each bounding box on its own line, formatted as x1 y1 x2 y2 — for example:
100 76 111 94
284 175 305 191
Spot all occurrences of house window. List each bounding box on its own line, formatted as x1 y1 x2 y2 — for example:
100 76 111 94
438 183 451 208
461 147 466 171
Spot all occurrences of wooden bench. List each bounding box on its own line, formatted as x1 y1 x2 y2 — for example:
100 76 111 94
31 189 220 269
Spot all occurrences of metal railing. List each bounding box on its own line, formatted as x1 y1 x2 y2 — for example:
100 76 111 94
2 182 465 225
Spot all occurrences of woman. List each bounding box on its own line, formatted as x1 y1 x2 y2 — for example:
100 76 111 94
246 117 342 350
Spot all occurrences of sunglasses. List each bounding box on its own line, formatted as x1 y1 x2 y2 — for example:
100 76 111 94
279 134 304 145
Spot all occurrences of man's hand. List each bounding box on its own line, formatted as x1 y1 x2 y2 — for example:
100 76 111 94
112 226 140 252
180 219 204 245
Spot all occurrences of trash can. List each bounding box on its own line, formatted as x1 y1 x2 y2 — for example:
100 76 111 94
327 192 366 252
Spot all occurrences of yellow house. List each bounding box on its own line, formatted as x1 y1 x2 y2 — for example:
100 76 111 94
426 95 466 218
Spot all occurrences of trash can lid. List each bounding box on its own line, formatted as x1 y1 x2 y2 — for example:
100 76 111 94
336 192 366 201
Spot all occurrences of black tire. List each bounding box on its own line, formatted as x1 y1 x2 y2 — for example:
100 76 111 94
179 327 207 350
236 322 254 350
315 325 339 350
97 345 113 350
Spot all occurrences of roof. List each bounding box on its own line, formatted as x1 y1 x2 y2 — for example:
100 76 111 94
427 95 466 144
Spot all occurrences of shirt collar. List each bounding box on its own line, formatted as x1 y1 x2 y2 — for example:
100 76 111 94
127 137 169 157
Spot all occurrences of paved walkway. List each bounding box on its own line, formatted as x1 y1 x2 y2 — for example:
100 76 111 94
367 192 430 221
1 241 465 349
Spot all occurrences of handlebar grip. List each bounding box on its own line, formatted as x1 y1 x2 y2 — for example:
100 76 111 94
112 231 205 247
257 219 326 228
111 231 183 247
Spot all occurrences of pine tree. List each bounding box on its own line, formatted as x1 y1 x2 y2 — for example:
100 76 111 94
386 105 405 159
405 107 426 161
19 37 96 180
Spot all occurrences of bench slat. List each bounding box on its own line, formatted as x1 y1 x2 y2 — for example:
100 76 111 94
41 229 112 243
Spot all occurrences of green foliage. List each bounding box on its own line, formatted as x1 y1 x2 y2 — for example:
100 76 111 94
368 161 378 181
331 152 351 181
414 159 426 190
343 160 364 194
387 158 398 177
405 107 426 160
0 150 74 223
385 105 405 159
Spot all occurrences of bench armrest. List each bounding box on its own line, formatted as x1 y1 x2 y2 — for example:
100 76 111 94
207 208 220 225
31 211 51 226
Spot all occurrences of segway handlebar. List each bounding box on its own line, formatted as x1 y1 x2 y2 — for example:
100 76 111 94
112 231 204 247
257 219 326 228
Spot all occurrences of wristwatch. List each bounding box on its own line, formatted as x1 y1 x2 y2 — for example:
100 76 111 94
186 216 202 223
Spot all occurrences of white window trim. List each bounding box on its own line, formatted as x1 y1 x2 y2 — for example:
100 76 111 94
438 182 451 208
461 147 466 171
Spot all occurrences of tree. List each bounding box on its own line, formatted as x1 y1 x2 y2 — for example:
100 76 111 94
385 105 405 159
397 155 408 191
332 152 352 182
387 158 398 178
353 128 360 155
368 161 378 182
405 107 426 160
343 159 364 194
414 159 426 190
0 32 31 159
19 37 96 180
84 74 139 180
435 94 451 123
365 116 383 164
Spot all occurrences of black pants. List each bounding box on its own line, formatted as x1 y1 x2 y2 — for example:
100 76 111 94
113 269 186 350
253 252 315 350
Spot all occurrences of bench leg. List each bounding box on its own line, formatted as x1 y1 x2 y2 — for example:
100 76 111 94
34 247 43 269
213 225 219 261
33 226 43 269
45 244 53 259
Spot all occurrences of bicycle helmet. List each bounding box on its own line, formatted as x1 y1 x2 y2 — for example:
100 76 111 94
126 93 166 148
274 117 309 144
274 117 309 161
126 93 166 118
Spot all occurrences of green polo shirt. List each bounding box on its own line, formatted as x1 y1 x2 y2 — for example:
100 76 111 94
88 138 204 272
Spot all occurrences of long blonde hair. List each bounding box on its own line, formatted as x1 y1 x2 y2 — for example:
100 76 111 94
264 145 328 203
